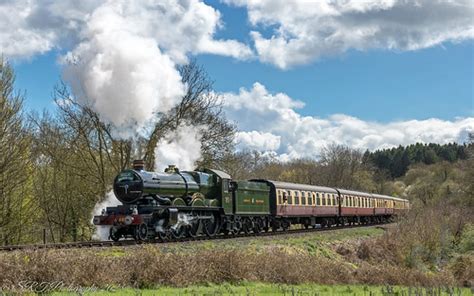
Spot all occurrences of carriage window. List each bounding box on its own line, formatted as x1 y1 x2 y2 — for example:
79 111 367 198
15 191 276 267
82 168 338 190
295 191 300 205
316 193 321 205
277 190 282 205
322 194 326 206
302 192 306 205
286 191 292 204
333 194 338 206
308 193 313 205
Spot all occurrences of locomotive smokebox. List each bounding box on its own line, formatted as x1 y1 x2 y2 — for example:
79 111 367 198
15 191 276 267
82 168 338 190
132 159 145 171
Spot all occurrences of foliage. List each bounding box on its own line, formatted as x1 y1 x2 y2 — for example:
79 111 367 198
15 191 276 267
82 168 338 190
0 58 36 245
365 142 471 178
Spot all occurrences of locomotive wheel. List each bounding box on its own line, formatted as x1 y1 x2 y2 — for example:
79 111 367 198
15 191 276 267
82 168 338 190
241 218 252 235
109 227 121 242
134 223 148 241
186 220 200 238
170 227 184 240
157 231 167 242
253 218 262 234
203 212 220 237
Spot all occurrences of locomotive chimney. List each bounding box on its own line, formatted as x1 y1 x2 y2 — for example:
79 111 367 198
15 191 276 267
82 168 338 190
132 159 145 171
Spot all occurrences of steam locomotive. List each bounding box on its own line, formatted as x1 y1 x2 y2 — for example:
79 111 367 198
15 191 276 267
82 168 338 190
93 160 409 241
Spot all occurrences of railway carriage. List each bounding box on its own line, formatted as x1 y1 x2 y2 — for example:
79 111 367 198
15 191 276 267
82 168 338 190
251 180 340 228
337 189 374 224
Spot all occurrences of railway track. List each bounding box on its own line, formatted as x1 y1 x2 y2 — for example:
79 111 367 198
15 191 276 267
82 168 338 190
0 222 393 252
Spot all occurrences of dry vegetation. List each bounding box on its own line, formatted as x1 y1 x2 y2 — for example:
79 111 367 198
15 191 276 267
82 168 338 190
1 215 472 293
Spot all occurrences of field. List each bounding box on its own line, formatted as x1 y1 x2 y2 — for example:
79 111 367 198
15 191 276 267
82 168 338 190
1 224 471 295
50 283 472 296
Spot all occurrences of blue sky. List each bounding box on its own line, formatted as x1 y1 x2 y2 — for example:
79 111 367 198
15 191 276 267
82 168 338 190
12 2 473 122
5 0 474 157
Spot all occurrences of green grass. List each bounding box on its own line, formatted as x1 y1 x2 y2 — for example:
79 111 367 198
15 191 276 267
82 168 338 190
49 282 472 295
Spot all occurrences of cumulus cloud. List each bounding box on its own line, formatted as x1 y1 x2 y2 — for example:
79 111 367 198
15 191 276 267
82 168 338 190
226 0 474 68
0 0 100 58
222 83 474 160
235 131 281 151
1 0 252 60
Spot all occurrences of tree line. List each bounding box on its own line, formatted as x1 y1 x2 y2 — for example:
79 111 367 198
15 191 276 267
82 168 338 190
364 142 471 178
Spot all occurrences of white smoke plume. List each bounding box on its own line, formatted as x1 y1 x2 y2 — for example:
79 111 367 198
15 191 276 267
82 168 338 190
91 191 121 241
155 124 204 172
55 0 252 137
62 1 186 137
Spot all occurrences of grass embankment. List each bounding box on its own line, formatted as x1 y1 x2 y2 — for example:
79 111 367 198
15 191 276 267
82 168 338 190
51 282 472 296
0 224 472 293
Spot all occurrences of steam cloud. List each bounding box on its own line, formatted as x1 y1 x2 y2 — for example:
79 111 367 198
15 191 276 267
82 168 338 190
62 1 186 137
57 0 251 136
91 191 121 241
155 124 204 172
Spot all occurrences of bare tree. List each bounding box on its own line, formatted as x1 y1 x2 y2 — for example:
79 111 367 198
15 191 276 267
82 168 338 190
144 59 236 170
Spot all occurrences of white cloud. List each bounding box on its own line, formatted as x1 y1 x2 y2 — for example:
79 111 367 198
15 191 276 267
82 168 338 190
0 0 101 58
235 131 281 151
226 0 474 69
222 83 474 160
1 0 252 61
